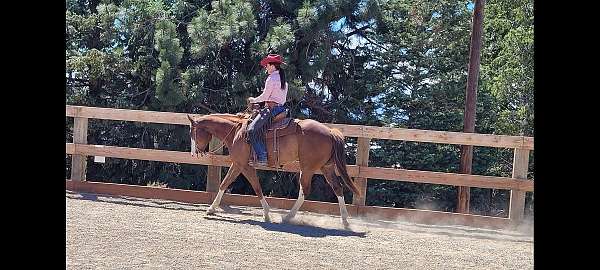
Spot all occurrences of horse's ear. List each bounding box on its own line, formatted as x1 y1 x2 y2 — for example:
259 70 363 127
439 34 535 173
187 114 194 125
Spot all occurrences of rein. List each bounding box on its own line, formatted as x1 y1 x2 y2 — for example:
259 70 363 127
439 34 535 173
206 122 241 154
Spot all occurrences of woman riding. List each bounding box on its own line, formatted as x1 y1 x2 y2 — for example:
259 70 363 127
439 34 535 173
247 54 289 166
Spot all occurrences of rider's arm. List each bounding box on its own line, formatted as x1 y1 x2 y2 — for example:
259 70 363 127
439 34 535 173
252 75 279 103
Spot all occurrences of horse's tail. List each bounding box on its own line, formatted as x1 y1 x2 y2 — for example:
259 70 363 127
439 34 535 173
330 128 361 196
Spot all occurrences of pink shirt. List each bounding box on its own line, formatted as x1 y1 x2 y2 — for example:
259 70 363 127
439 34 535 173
253 70 288 105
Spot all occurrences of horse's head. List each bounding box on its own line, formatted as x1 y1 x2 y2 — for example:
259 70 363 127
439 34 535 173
188 115 213 157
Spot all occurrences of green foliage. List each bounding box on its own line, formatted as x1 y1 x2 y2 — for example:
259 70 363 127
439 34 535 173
187 0 257 58
481 0 534 137
154 19 185 107
255 18 294 55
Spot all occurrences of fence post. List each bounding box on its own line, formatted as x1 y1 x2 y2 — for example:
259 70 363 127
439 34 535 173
71 117 88 181
509 148 530 222
353 137 370 206
206 137 223 192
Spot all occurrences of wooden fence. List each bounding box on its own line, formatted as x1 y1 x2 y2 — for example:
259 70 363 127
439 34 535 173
66 105 533 229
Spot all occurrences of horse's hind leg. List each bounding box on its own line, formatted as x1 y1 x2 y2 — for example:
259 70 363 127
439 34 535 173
207 164 242 215
322 164 350 227
239 165 272 222
282 170 314 223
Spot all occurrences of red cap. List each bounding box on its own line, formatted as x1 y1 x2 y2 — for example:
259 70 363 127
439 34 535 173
260 54 285 67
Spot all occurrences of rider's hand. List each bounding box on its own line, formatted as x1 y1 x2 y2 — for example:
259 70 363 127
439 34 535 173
248 97 256 103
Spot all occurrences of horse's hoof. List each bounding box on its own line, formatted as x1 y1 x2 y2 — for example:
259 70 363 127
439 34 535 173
206 207 217 215
281 215 292 223
342 220 350 228
264 215 272 223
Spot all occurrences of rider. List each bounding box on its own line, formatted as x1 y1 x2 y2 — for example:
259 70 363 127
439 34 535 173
247 54 289 166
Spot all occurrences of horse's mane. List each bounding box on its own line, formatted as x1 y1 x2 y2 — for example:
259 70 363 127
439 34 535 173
206 113 250 124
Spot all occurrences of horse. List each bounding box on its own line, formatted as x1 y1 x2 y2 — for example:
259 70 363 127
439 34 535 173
188 112 361 227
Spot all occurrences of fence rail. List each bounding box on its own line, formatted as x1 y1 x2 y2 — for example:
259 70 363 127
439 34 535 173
66 105 534 228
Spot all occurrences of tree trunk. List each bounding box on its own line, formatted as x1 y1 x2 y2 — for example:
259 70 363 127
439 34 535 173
457 0 486 214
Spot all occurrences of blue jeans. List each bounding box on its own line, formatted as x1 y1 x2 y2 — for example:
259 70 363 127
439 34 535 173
247 105 286 161
270 105 286 116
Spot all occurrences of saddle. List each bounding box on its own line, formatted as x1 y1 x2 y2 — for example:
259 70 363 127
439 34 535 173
266 117 298 139
244 108 299 168
242 108 298 140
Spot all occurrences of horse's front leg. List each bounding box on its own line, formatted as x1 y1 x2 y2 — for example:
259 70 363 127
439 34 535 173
240 165 272 222
206 164 241 215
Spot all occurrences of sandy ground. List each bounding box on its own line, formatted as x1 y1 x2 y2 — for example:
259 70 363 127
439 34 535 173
66 191 533 269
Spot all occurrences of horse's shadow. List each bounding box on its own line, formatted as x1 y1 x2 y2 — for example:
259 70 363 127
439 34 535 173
203 215 367 238
67 191 366 238
66 191 203 213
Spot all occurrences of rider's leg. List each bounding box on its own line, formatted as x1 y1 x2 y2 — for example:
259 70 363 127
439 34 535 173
247 108 270 164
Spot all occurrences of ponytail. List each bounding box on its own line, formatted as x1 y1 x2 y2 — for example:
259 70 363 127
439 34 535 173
275 65 286 89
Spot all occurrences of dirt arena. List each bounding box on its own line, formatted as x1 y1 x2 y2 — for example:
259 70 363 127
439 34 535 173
66 191 533 269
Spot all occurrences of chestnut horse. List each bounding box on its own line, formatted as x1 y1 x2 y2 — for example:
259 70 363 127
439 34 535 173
188 113 361 226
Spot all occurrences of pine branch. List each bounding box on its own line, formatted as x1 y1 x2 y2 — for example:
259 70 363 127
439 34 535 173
359 33 387 51
191 100 218 114
345 25 371 37
304 96 334 117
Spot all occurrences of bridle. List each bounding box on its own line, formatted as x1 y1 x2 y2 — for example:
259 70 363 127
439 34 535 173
191 122 241 156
